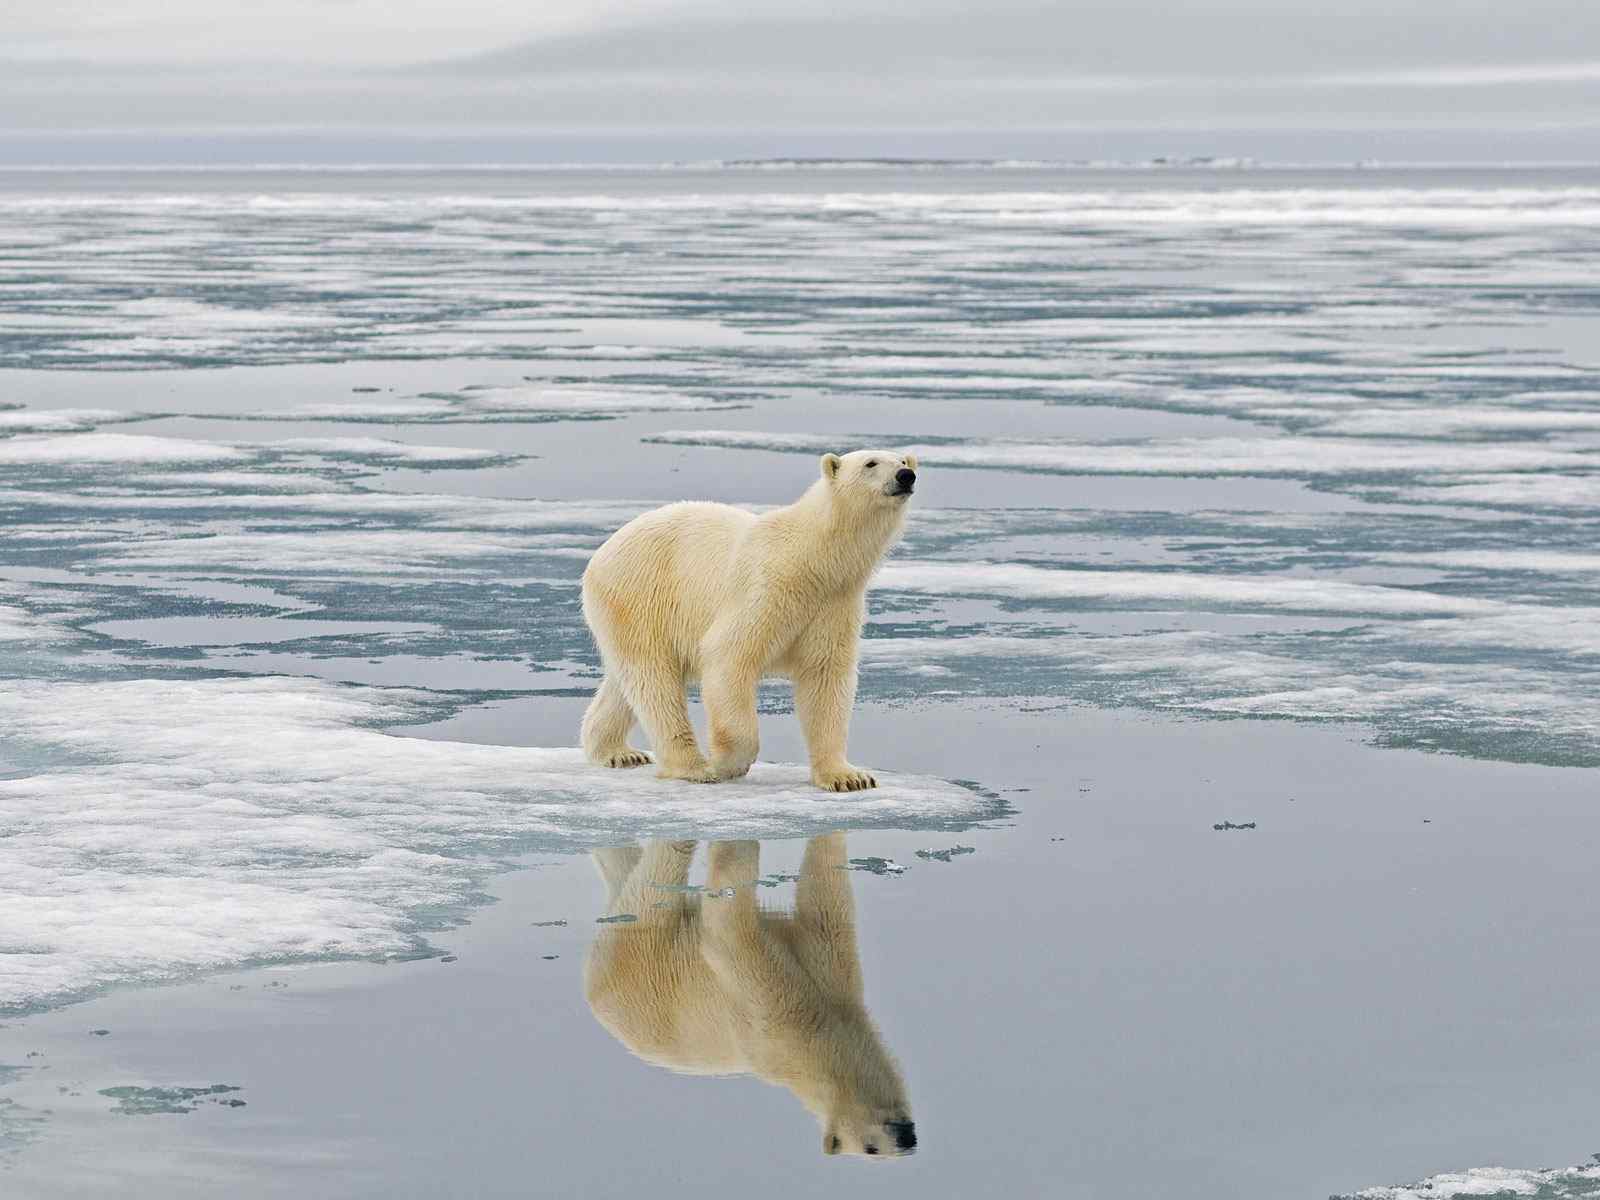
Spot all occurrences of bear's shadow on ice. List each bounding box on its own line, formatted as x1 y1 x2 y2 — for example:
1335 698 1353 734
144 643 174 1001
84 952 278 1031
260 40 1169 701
583 835 920 1159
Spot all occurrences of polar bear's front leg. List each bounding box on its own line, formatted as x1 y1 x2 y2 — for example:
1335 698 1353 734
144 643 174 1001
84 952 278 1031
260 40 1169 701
793 616 876 792
702 661 761 781
700 611 768 781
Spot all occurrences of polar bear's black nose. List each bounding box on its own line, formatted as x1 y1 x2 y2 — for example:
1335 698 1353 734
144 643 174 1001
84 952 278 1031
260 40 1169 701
887 1120 917 1151
895 468 916 488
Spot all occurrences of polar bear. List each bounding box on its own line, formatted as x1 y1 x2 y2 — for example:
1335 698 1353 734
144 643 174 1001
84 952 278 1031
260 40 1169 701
580 449 917 791
584 836 918 1158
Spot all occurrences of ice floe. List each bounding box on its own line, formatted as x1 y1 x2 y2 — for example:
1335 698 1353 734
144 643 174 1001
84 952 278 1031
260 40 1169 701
0 408 148 434
1336 1162 1600 1200
879 561 1499 617
0 433 249 466
264 437 519 466
0 676 997 1013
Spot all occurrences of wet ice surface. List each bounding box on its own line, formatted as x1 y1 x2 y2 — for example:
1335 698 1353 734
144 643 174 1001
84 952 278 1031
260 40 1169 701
2 164 1600 1197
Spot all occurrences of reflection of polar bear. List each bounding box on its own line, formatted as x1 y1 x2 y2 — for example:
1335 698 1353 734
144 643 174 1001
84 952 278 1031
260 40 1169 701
580 450 918 791
584 836 918 1158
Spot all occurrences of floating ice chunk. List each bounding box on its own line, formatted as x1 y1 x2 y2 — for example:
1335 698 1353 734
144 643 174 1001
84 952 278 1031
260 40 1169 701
858 633 1600 761
879 561 1497 618
265 437 518 465
223 385 743 423
1405 608 1600 656
0 583 79 645
915 845 975 862
1315 407 1600 438
1336 1162 1600 1200
0 485 640 527
845 857 908 875
1390 550 1600 575
1395 474 1600 511
0 676 995 1012
0 433 250 466
0 409 145 435
0 602 73 644
458 384 744 414
245 398 458 421
89 615 437 648
98 1085 244 1116
100 529 552 576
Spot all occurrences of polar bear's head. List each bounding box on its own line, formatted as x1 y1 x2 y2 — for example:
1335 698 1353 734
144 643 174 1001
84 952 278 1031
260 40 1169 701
806 1017 917 1159
819 449 919 504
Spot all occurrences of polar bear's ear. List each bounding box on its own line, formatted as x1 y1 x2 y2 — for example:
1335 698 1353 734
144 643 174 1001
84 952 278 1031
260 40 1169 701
903 452 918 471
820 453 842 481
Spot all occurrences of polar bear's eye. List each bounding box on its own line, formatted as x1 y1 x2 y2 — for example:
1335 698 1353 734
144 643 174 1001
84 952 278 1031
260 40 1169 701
864 460 877 469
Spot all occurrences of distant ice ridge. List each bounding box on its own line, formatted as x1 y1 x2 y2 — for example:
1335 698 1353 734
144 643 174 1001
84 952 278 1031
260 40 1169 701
1335 1161 1600 1199
0 676 996 1013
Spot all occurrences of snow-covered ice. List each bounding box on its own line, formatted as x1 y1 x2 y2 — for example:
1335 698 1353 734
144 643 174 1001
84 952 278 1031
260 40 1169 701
0 675 994 1012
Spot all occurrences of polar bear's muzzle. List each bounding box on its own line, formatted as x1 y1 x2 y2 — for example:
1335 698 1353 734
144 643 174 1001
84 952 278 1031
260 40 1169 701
885 468 917 497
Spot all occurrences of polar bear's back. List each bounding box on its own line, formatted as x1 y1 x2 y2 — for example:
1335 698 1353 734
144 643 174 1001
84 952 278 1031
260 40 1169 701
583 500 758 669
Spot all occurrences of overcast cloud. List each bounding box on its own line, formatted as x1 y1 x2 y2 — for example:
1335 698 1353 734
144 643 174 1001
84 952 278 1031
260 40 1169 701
3 0 1598 160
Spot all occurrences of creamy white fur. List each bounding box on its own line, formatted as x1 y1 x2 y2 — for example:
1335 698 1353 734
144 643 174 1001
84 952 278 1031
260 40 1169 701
584 836 916 1158
580 449 917 791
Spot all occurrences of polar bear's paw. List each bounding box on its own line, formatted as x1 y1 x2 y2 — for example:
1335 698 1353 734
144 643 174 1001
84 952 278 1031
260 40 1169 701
658 758 720 784
813 764 878 792
601 748 653 769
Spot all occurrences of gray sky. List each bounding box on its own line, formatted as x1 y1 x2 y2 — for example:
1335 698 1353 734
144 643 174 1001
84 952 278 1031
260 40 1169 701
4 0 1598 161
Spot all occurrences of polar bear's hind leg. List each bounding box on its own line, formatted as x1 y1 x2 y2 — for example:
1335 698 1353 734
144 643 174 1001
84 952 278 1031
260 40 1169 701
581 675 653 768
614 661 717 783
